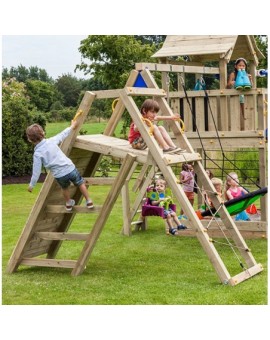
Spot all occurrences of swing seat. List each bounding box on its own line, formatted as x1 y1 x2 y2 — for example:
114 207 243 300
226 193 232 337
142 198 176 219
141 187 176 219
196 187 267 219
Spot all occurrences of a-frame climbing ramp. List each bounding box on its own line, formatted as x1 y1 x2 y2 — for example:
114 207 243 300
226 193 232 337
7 68 263 285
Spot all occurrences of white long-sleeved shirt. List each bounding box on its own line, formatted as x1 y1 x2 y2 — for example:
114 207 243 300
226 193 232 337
29 127 75 188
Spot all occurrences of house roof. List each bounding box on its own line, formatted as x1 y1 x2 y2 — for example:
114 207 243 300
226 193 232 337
152 35 264 65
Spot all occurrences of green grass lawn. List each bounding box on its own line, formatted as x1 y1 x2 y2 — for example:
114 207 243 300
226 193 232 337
2 181 268 305
45 120 125 138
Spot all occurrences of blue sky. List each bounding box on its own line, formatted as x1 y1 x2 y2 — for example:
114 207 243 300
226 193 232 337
2 35 89 80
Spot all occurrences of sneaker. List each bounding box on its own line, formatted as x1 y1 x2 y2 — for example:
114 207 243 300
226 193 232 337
177 224 187 230
163 147 177 154
86 200 94 209
173 147 186 154
169 227 178 235
178 215 188 220
66 199 75 211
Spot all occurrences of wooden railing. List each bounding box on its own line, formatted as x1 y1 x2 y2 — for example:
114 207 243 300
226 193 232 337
170 88 267 133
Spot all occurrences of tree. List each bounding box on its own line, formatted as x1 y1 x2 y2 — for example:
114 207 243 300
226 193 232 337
25 79 59 112
55 74 83 107
255 35 268 88
2 64 53 83
76 35 159 89
2 79 39 176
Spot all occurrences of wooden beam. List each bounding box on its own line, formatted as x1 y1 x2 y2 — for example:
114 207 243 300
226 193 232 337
84 177 115 185
46 205 102 214
20 258 77 269
228 263 263 286
126 87 166 97
135 62 220 74
36 232 89 241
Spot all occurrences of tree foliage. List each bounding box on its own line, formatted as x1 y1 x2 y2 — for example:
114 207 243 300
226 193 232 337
76 35 159 88
55 74 83 107
25 79 59 112
2 64 53 83
255 35 268 88
2 79 46 176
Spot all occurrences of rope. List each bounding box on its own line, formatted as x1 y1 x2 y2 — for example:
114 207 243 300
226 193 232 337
199 77 261 189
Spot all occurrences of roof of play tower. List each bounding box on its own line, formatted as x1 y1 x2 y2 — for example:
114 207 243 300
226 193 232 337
152 35 264 65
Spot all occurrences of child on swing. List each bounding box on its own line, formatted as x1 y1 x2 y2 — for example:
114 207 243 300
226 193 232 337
225 172 250 221
128 99 185 154
150 178 187 235
26 120 94 211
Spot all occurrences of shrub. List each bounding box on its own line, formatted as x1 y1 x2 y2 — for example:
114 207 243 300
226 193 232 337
2 79 43 176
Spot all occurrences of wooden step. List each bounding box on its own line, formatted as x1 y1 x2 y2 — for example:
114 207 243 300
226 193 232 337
163 151 202 165
20 258 77 269
36 232 89 241
46 205 102 214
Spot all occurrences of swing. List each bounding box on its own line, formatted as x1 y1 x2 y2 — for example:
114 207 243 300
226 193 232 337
196 186 267 220
141 186 176 219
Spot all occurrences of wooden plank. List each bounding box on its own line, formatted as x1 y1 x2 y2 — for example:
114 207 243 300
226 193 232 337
185 130 265 149
163 152 202 165
36 232 89 241
46 205 102 214
229 96 241 131
228 263 263 286
92 89 121 99
195 97 205 132
74 135 151 164
207 97 218 131
84 177 115 185
244 94 256 130
135 62 219 74
121 182 132 236
169 88 267 98
126 87 166 97
20 258 77 269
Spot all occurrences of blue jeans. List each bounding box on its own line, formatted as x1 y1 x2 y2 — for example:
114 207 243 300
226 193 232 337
55 168 84 189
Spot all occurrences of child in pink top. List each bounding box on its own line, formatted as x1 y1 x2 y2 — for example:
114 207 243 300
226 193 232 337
225 172 250 221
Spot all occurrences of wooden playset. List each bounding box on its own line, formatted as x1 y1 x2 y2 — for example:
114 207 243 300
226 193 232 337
7 35 267 286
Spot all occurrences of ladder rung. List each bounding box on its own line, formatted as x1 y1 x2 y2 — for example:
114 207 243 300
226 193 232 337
163 152 202 165
36 232 89 241
131 220 144 225
46 205 102 214
126 87 166 97
20 258 77 269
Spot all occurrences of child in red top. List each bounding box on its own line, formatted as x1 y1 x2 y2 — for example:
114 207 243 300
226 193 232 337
128 99 185 154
